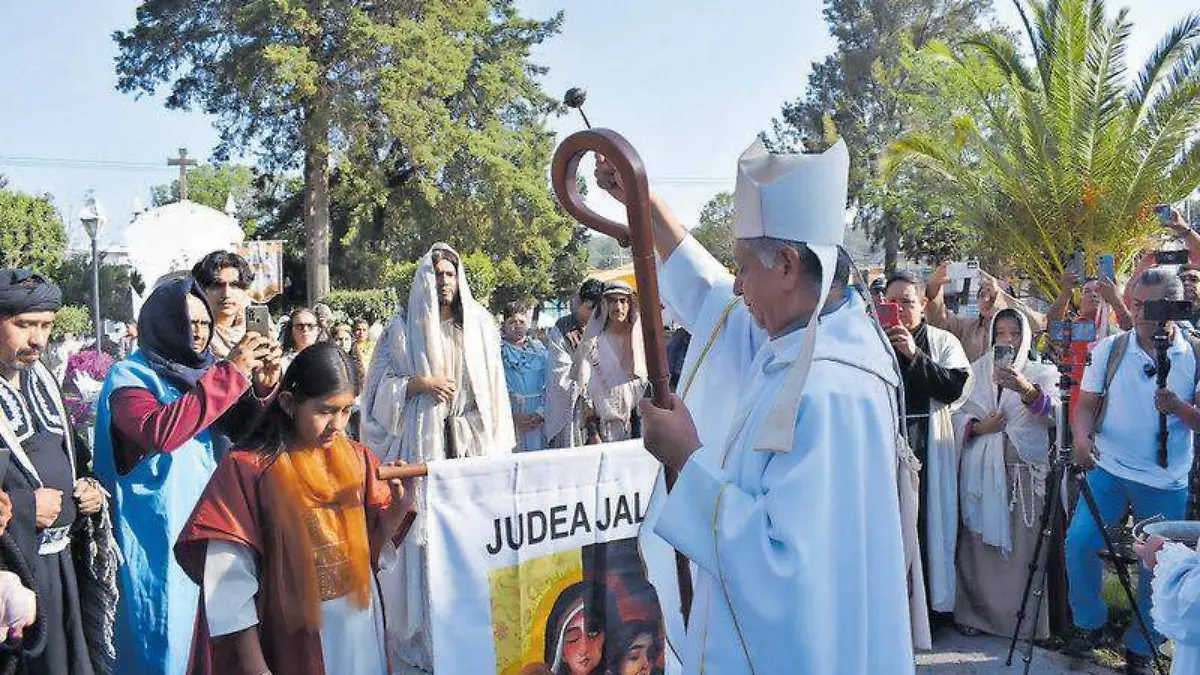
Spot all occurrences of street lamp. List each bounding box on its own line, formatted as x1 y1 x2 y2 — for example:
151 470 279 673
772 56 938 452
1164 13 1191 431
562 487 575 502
77 190 106 354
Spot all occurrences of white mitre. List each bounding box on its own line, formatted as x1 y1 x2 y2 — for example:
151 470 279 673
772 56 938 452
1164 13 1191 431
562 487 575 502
731 138 861 452
732 138 849 244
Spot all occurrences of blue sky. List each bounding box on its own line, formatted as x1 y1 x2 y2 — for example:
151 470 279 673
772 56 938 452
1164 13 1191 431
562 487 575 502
0 1 1196 252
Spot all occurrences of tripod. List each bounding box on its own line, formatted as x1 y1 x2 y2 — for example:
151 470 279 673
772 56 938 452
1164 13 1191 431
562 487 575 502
1006 343 1167 675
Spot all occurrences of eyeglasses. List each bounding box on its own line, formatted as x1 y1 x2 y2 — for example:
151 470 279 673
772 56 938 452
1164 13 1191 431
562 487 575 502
294 323 319 332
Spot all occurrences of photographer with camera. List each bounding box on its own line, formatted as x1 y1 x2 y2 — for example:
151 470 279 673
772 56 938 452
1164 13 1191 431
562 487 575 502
1066 268 1200 673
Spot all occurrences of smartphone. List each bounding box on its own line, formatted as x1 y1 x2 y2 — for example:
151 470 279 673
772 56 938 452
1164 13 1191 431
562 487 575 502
1156 204 1174 226
245 305 272 338
993 344 1016 368
1097 253 1115 282
1071 321 1097 343
1049 320 1071 343
1066 251 1085 280
876 302 901 329
1156 249 1190 266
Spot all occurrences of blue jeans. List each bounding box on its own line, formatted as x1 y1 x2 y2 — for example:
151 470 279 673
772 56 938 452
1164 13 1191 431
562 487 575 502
1065 467 1189 656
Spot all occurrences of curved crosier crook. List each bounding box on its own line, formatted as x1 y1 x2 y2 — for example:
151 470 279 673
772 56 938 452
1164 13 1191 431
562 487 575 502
551 128 693 623
550 129 669 409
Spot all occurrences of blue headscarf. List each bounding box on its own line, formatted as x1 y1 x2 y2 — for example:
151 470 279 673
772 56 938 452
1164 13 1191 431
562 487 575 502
136 278 216 392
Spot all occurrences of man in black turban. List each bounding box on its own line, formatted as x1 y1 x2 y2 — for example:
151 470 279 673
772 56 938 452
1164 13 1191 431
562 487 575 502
0 268 110 675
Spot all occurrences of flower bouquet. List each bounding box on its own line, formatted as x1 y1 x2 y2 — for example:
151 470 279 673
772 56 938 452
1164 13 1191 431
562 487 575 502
62 349 114 450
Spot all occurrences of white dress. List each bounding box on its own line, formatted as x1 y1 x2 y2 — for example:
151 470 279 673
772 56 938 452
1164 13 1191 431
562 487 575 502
204 540 389 675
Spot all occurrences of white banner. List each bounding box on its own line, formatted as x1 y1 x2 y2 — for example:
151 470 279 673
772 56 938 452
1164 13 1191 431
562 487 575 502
425 441 683 675
236 240 284 303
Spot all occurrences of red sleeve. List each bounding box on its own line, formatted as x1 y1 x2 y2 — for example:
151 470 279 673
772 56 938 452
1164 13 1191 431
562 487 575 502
110 361 251 464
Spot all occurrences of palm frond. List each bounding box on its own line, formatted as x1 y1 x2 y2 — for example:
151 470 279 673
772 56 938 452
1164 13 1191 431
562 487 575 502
960 32 1039 92
1126 13 1200 131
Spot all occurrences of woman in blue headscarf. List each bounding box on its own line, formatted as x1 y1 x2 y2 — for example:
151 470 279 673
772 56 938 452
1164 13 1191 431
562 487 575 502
92 277 280 675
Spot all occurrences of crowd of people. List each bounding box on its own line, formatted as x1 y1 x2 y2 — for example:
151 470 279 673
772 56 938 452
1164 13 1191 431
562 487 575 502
0 140 1199 675
0 238 668 675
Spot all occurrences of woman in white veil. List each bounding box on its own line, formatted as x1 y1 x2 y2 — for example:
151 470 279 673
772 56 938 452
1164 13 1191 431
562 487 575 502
953 307 1059 639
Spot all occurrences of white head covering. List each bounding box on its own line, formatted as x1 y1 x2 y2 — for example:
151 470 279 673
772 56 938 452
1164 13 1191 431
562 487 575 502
957 309 1058 554
573 282 647 394
732 139 855 452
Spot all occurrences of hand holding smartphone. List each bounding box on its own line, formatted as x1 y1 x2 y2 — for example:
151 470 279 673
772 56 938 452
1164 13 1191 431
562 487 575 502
1097 253 1115 282
993 344 1016 369
876 302 901 330
245 305 272 338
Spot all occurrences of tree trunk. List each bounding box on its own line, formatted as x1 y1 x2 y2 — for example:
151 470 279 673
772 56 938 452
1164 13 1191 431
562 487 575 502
883 208 900 275
303 93 332 305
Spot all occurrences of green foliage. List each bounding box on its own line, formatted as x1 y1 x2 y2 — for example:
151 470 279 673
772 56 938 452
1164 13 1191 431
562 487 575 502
114 0 573 304
324 288 400 324
692 192 735 269
151 164 262 236
0 185 66 272
54 255 136 323
52 305 91 340
884 0 1200 298
770 0 996 272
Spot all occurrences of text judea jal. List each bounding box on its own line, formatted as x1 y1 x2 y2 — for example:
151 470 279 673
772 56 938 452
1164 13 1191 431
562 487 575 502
485 491 647 555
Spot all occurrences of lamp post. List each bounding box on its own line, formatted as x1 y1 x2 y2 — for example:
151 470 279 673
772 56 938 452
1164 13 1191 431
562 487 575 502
77 191 106 354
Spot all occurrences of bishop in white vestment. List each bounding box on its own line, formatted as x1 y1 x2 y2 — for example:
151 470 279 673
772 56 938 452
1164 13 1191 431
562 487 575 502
603 139 915 673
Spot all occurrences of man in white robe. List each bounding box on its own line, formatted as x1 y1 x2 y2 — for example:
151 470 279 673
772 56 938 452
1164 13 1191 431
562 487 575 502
543 279 605 448
574 281 648 444
602 139 915 673
884 272 973 622
360 242 515 673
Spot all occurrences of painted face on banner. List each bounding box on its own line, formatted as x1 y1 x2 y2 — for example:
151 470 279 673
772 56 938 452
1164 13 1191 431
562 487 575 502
562 611 604 675
619 632 655 675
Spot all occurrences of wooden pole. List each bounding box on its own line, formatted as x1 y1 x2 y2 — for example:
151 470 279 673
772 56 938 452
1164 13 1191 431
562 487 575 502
548 128 694 624
376 464 428 481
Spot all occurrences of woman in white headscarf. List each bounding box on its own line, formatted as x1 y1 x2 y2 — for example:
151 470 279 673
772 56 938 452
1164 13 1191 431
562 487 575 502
953 308 1060 639
572 282 647 444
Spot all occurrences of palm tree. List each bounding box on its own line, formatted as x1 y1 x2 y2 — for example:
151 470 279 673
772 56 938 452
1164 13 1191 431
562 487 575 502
883 0 1200 298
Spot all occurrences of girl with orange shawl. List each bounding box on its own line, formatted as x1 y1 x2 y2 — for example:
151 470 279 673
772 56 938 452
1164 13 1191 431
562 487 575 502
175 342 416 675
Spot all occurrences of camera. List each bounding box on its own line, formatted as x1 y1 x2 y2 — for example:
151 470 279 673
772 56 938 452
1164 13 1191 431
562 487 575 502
1142 299 1193 322
1155 249 1190 266
1049 320 1098 343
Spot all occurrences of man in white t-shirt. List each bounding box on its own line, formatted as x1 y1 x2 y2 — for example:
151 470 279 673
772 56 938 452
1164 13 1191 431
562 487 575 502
1066 268 1200 673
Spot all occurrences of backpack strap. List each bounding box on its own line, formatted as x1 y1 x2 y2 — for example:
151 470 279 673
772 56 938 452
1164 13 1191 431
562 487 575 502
1094 332 1130 433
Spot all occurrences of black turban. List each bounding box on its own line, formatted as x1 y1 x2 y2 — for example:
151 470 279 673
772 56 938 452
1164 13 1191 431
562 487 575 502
0 269 63 316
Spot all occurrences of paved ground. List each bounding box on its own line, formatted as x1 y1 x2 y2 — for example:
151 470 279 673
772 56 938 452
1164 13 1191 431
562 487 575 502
919 634 1121 674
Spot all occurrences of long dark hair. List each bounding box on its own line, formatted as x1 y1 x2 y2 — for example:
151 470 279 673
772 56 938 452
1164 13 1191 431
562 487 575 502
241 342 358 451
543 580 619 675
430 247 464 326
605 620 661 675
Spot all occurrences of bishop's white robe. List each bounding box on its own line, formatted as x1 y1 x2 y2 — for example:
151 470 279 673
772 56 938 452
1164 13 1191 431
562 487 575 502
1152 542 1200 675
641 235 914 674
